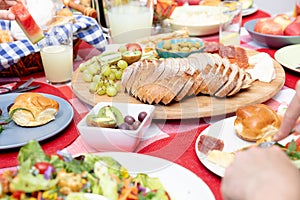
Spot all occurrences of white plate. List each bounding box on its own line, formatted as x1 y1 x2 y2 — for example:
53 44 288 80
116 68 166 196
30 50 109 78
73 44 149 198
0 93 74 149
195 116 252 177
195 116 299 177
169 6 224 36
275 44 300 73
93 152 216 199
242 3 258 16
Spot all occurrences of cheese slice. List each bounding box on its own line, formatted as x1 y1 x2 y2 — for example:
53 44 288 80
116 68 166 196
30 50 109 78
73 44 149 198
207 150 235 168
246 52 275 83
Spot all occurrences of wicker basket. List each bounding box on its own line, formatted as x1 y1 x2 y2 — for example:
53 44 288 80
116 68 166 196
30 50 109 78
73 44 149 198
0 0 99 78
0 38 82 77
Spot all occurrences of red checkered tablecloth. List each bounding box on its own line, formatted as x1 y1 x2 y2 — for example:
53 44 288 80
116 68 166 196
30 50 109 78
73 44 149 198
0 9 299 200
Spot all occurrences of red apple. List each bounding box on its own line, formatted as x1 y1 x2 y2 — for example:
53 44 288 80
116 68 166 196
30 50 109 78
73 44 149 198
254 18 284 35
284 22 300 36
125 43 142 52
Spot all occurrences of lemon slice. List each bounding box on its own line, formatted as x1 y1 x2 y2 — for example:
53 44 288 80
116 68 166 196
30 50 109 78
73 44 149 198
220 32 240 46
292 160 300 169
239 0 253 10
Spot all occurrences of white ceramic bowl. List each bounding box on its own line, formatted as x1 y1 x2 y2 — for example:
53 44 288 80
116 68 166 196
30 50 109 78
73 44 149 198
169 6 224 36
77 102 155 152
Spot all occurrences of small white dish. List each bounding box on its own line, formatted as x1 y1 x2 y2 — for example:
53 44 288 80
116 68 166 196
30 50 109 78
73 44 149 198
77 102 155 152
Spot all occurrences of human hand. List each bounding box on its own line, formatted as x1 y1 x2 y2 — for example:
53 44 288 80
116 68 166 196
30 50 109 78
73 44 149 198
274 80 300 141
0 0 18 20
221 146 300 200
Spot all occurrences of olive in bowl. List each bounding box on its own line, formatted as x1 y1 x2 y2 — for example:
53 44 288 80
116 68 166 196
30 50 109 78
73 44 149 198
156 37 205 58
77 102 155 152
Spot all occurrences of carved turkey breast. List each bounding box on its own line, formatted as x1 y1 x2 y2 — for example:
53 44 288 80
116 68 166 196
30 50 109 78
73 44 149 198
121 52 253 105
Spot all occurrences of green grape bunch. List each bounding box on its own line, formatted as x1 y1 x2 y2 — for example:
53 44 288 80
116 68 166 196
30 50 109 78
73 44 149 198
79 55 129 97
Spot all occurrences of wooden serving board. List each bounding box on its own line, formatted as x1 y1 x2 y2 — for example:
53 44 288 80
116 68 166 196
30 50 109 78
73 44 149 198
71 49 285 119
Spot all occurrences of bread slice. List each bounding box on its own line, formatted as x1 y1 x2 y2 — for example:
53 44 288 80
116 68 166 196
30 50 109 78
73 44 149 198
9 93 59 127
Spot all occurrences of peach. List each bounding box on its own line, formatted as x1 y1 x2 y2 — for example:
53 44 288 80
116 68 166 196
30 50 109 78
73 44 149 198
273 14 292 30
254 18 284 35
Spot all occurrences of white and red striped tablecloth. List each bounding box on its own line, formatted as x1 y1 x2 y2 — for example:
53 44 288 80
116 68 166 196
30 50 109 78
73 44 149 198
1 9 299 200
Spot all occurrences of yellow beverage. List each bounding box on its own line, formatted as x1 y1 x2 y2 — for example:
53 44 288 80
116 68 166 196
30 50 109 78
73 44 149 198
220 32 240 46
107 5 153 43
41 45 73 84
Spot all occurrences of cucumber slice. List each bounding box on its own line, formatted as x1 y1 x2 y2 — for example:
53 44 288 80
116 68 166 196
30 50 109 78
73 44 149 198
292 159 300 169
239 0 253 10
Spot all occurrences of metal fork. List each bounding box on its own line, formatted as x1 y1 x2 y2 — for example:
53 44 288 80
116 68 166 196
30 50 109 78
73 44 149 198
258 129 296 148
16 77 34 89
0 78 39 94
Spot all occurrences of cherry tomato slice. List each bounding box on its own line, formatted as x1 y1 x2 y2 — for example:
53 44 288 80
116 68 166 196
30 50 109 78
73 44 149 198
285 142 291 149
296 137 300 146
12 191 24 200
34 162 54 174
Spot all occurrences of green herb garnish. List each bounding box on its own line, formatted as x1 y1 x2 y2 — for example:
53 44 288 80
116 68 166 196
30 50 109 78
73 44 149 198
0 107 34 133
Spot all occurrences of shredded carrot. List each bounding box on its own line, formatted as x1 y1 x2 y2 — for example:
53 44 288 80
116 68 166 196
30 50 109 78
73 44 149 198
118 177 138 200
37 191 43 200
111 173 121 184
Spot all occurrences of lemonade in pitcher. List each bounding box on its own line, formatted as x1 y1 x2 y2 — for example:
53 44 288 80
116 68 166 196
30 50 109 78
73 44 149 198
107 5 153 43
104 0 154 43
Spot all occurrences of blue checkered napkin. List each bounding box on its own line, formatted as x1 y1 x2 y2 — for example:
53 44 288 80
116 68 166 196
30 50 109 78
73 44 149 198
0 15 108 71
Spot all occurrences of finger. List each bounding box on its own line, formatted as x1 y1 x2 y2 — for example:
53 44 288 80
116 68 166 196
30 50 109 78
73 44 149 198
16 0 26 5
0 10 15 20
3 0 18 6
275 81 300 141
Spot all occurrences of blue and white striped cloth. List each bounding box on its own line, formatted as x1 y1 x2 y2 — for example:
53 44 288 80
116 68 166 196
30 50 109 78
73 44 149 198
0 15 108 71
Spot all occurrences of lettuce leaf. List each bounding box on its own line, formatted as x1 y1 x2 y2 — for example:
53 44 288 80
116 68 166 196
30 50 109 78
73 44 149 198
17 140 49 165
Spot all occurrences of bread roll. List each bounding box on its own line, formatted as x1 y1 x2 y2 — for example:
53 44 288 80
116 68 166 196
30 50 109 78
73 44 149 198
9 93 59 127
234 104 281 142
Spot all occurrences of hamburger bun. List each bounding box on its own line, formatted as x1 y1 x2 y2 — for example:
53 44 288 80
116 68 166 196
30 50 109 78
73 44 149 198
234 104 281 142
9 93 59 127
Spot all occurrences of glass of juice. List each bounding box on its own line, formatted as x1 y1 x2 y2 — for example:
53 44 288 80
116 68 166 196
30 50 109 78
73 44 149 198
38 16 73 85
103 0 154 43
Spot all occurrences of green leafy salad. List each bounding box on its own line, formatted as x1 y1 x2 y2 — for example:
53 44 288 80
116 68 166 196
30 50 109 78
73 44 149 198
0 140 171 200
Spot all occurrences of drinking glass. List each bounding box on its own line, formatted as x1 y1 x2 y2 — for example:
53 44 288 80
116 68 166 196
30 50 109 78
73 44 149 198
38 16 73 84
103 0 154 43
219 1 242 46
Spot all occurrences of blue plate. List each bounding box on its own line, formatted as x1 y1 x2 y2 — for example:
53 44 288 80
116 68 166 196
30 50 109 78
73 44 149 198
244 19 300 49
0 93 74 149
156 38 204 58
